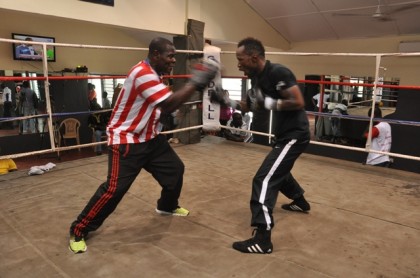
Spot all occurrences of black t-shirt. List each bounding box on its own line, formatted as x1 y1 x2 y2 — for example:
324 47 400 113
250 60 310 141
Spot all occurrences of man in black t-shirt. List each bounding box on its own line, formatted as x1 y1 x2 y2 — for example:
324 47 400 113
213 37 311 254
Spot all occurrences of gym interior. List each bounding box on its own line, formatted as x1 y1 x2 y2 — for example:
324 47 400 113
1 1 419 277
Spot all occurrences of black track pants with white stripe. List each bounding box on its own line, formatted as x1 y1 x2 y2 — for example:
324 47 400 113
250 138 309 229
70 134 185 238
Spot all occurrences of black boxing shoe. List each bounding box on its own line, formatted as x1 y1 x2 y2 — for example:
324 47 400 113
281 197 310 213
232 229 273 254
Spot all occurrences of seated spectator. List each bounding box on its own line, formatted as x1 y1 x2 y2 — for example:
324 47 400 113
363 107 392 167
224 112 249 142
88 99 110 155
330 99 348 143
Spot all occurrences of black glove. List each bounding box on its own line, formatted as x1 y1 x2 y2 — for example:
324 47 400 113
189 59 220 91
209 86 229 105
209 87 239 108
247 88 265 111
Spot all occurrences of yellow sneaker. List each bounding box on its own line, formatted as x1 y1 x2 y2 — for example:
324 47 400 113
69 235 87 254
155 206 190 216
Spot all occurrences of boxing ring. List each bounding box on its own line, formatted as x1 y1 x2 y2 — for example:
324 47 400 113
1 38 420 278
1 38 420 165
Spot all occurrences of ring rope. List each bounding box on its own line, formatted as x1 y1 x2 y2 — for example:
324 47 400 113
213 125 420 162
3 37 420 57
2 74 420 91
2 124 419 162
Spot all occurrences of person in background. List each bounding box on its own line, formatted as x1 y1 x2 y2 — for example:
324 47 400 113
1 83 13 129
102 91 111 109
111 83 123 108
241 111 253 142
211 37 311 254
88 99 109 155
218 90 233 136
20 81 38 134
330 99 348 143
224 111 249 142
14 85 22 114
312 91 329 112
87 83 97 102
245 89 271 146
314 91 332 141
364 107 392 167
68 37 219 254
13 85 22 129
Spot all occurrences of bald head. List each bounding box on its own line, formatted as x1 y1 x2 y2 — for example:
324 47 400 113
147 37 176 75
148 37 174 58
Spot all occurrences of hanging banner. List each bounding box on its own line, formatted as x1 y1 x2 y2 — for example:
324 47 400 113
202 43 221 132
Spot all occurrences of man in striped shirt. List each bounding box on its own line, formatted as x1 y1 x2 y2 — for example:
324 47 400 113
69 37 219 254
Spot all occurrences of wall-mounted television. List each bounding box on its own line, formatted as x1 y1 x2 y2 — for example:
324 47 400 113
12 33 56 62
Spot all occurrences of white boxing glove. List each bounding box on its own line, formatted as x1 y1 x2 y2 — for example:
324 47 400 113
264 97 282 111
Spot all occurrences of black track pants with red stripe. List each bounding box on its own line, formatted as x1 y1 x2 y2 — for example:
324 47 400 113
250 138 309 230
70 135 185 238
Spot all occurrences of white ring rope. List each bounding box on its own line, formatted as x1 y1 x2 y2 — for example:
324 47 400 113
2 38 420 57
165 124 420 162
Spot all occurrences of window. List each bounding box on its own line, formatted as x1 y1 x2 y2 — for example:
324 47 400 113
222 78 242 101
87 77 126 107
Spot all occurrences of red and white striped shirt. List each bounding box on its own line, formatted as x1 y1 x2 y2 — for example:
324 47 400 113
107 60 172 145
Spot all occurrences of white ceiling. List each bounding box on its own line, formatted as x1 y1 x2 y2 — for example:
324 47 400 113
244 0 420 43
